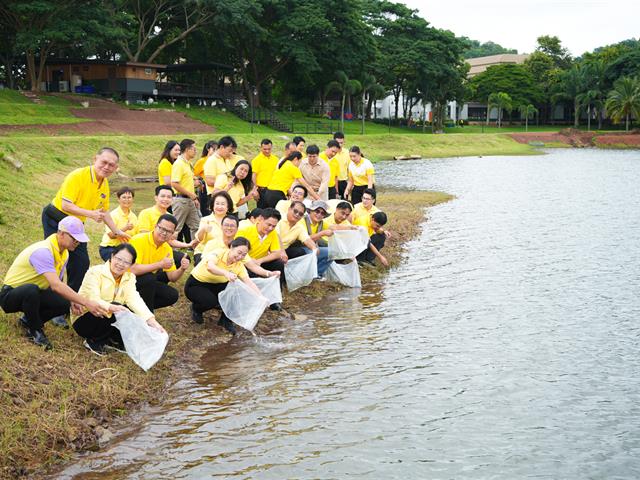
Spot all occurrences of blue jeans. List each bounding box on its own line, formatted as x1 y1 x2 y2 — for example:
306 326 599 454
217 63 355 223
303 246 331 276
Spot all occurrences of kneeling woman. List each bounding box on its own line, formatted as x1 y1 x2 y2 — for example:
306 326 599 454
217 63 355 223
184 237 262 335
72 244 166 356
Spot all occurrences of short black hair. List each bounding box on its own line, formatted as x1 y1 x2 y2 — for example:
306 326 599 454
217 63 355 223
222 214 240 227
292 136 305 146
335 201 353 212
362 188 376 200
116 186 135 198
327 139 340 149
248 208 263 219
372 211 387 225
291 184 308 197
112 243 137 263
261 208 281 221
306 144 320 155
179 138 195 152
157 213 178 227
260 138 272 146
155 185 173 195
333 131 345 140
218 136 236 148
230 236 251 249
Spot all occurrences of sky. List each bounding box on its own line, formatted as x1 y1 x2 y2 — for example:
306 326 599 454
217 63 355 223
401 0 639 57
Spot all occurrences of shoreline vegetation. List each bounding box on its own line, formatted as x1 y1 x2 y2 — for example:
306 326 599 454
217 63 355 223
0 132 452 478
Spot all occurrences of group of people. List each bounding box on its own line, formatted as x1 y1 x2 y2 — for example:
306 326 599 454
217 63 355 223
0 132 391 358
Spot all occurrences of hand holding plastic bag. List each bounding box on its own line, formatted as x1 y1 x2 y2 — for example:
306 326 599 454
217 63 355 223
325 260 362 288
328 228 369 260
113 310 169 371
284 253 318 291
219 280 269 332
252 276 283 305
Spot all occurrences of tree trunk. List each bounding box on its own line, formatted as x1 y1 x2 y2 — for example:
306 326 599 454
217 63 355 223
341 92 346 132
626 113 629 132
574 102 579 128
486 99 491 126
361 92 366 135
525 116 528 132
587 105 591 131
26 50 38 91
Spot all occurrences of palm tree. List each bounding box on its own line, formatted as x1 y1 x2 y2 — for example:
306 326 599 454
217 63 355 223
553 64 587 128
359 74 385 134
488 92 513 128
576 90 601 131
326 71 362 132
605 76 640 132
519 104 538 132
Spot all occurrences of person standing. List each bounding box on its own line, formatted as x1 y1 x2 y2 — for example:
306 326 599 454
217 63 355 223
251 139 280 208
194 140 217 216
344 146 375 205
333 132 350 198
263 152 319 208
299 145 330 201
1 217 108 349
171 138 201 242
319 140 341 200
42 147 130 293
158 140 181 186
129 214 190 313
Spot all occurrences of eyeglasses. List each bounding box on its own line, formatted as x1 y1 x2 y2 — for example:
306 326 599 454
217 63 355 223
64 232 80 244
156 225 175 236
312 209 327 216
112 255 133 267
292 209 305 217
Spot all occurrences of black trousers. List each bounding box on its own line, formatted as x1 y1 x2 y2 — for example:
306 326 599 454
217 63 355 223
338 180 348 199
262 189 286 209
285 241 307 260
0 284 69 330
184 275 227 313
135 272 179 313
73 311 123 345
42 207 89 292
357 233 386 264
350 185 374 206
256 187 268 209
249 258 286 286
328 186 337 200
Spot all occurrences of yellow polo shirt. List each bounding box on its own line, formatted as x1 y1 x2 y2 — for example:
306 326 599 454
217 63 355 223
129 232 176 272
3 235 68 289
236 224 281 260
192 248 248 284
348 158 375 186
52 166 110 222
334 149 350 181
204 154 235 194
277 219 309 249
275 199 292 219
194 156 207 178
171 156 195 195
252 152 280 187
214 174 245 211
195 214 223 254
352 203 379 224
354 214 375 236
319 152 339 188
324 213 351 229
158 158 173 185
136 206 164 233
100 206 138 247
268 161 302 194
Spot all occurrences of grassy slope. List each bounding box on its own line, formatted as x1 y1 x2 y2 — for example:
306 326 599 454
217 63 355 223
0 90 86 125
0 134 454 477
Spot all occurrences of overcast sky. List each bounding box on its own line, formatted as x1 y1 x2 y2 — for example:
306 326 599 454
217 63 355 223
401 0 639 57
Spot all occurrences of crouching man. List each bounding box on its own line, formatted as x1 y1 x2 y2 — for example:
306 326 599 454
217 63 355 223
0 217 109 350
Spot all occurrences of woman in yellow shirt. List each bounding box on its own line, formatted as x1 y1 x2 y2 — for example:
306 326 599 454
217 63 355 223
194 140 217 216
263 151 318 208
99 186 138 261
157 140 180 186
72 243 166 356
194 191 233 265
213 160 259 216
184 237 263 334
344 146 375 205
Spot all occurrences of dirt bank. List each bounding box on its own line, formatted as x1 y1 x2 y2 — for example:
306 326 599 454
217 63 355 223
509 129 640 148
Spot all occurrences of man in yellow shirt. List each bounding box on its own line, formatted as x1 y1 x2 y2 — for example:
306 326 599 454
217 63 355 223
204 136 236 195
171 138 201 242
1 216 108 349
42 147 130 293
129 214 190 312
355 211 390 267
251 138 280 208
333 132 350 199
319 139 340 200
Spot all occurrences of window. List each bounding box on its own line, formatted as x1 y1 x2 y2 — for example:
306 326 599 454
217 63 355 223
145 68 152 75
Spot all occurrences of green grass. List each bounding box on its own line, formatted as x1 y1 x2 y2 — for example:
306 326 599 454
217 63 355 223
0 90 85 126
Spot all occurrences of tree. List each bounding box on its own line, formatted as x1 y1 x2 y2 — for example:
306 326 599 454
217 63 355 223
518 104 538 131
359 73 385 133
605 76 640 131
487 92 513 128
471 64 543 109
461 38 517 59
553 64 588 128
326 70 362 132
536 35 572 68
576 89 600 131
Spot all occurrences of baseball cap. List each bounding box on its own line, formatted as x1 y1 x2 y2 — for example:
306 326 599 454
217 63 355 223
309 200 330 215
58 216 90 243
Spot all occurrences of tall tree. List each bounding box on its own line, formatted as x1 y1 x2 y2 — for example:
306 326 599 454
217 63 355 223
553 64 588 128
605 76 640 131
326 70 362 132
518 104 538 131
461 38 518 59
487 92 513 128
471 64 543 109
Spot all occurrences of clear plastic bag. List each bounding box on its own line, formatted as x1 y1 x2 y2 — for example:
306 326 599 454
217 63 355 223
284 253 318 292
218 280 269 332
252 276 282 305
113 310 169 371
325 260 362 288
328 228 369 260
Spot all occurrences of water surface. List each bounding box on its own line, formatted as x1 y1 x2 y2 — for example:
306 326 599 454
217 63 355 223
59 149 640 479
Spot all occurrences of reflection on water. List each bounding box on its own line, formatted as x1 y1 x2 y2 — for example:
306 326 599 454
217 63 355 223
59 149 640 479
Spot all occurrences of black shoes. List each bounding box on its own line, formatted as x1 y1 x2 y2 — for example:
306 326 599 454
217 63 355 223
19 316 52 350
269 303 283 311
217 316 236 335
105 337 126 353
191 305 204 324
83 339 106 356
50 315 69 329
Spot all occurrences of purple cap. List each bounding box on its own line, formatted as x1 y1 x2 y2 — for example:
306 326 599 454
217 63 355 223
58 216 90 243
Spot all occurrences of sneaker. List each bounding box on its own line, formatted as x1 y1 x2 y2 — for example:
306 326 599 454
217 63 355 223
18 316 32 337
191 305 204 324
83 339 106 356
104 338 126 353
269 303 283 311
31 329 53 350
219 316 236 335
50 315 69 329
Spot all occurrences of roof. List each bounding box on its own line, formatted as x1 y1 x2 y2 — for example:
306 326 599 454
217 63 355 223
466 54 530 77
45 58 166 69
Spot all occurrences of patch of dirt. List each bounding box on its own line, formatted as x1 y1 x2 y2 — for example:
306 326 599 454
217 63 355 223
509 129 640 148
0 96 214 136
